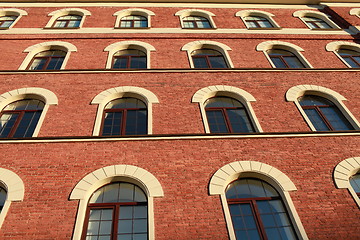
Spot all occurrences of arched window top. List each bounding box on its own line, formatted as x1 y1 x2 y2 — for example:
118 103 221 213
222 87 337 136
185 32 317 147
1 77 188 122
256 40 304 52
52 15 82 28
104 41 155 69
326 41 360 68
236 10 280 29
350 8 360 17
27 50 66 71
182 41 233 68
286 84 346 102
191 48 229 69
334 157 360 207
0 8 27 29
48 8 91 17
293 10 340 29
0 8 27 17
114 8 154 28
46 8 90 29
175 9 216 28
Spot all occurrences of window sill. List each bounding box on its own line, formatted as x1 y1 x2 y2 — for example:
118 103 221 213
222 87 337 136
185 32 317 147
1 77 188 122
309 28 342 31
43 27 81 30
0 27 10 30
247 27 282 30
114 27 150 29
182 27 217 30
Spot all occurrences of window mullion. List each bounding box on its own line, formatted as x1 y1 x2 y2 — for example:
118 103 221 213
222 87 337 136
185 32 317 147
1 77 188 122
112 205 120 240
252 200 268 240
121 109 127 135
8 111 23 137
316 106 334 130
222 108 233 133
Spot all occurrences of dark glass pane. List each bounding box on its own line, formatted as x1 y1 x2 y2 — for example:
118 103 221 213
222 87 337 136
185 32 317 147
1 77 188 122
350 173 360 193
264 228 282 240
299 95 333 106
193 57 209 68
270 57 287 68
303 109 329 131
283 56 305 68
206 110 228 133
119 206 133 220
0 113 18 137
343 57 360 68
130 57 147 69
113 58 128 69
227 109 254 133
0 187 7 211
119 183 135 202
118 219 132 234
209 56 228 68
30 58 47 70
46 57 64 70
125 110 147 135
205 97 243 108
321 107 354 130
102 112 122 136
12 112 39 138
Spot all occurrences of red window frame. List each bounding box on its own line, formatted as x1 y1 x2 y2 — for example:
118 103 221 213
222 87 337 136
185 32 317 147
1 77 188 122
303 17 331 29
339 53 360 67
26 51 66 70
268 50 305 68
191 49 228 69
52 15 82 28
245 16 273 28
112 55 146 69
119 15 148 28
0 108 42 138
183 16 211 28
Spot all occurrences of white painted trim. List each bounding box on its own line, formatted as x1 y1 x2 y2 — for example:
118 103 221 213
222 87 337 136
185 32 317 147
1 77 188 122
0 8 27 29
19 41 77 70
181 40 233 68
192 85 262 133
256 40 313 68
0 87 58 137
209 161 308 240
0 168 25 229
326 41 360 68
113 8 155 28
334 157 360 207
70 165 163 240
104 41 155 69
350 8 360 17
235 10 281 28
293 10 341 29
91 86 159 136
45 8 91 28
175 9 216 28
286 84 360 131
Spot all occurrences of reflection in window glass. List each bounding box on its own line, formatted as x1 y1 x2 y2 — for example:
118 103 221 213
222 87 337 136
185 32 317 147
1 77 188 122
191 49 228 69
338 49 360 68
84 182 148 240
0 99 44 138
350 173 360 197
302 16 331 29
120 15 148 28
268 49 305 68
112 49 147 69
27 50 66 70
299 95 354 131
101 98 147 136
0 187 6 212
183 16 211 28
205 97 255 134
53 15 82 28
244 16 273 28
226 178 298 240
0 16 17 28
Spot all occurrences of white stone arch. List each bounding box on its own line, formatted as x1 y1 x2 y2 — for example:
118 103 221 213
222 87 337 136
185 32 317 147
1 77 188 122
113 8 155 28
286 84 360 131
91 86 159 136
326 41 360 68
235 10 280 29
0 8 27 29
192 85 262 133
181 40 233 68
0 168 24 228
0 87 58 137
350 8 360 17
256 40 313 68
45 8 91 28
334 157 360 207
70 164 164 240
209 161 308 240
175 9 216 28
104 41 155 69
293 10 340 30
19 41 77 70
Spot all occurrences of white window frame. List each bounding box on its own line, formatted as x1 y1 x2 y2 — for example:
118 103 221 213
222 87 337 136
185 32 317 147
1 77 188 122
0 8 27 29
192 85 263 133
91 86 159 136
45 8 91 29
181 40 233 68
256 40 313 68
0 168 24 229
293 10 340 30
175 9 216 29
104 41 155 69
19 41 77 70
235 10 280 29
70 164 164 240
113 8 155 28
334 157 360 207
209 161 308 240
286 84 360 131
326 41 360 68
0 87 58 137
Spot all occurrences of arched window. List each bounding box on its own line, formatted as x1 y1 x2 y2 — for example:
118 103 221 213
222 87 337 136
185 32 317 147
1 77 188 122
337 49 360 68
82 182 148 240
112 49 146 69
52 14 82 28
298 95 354 131
0 15 17 28
27 50 66 70
205 97 255 133
183 16 211 28
267 49 305 68
302 16 331 29
0 99 44 138
226 178 298 240
120 15 148 28
243 16 273 28
191 49 228 69
101 97 147 136
350 173 360 198
0 187 6 212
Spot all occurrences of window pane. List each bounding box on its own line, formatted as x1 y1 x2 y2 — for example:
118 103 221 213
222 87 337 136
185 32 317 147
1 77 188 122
227 109 254 133
350 173 360 193
303 109 329 131
193 57 209 68
206 110 228 133
125 110 147 135
343 57 360 68
0 113 18 137
320 107 354 130
46 57 64 70
119 183 135 202
209 56 228 68
283 56 305 68
0 187 7 211
130 56 147 69
270 57 287 68
29 58 47 70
